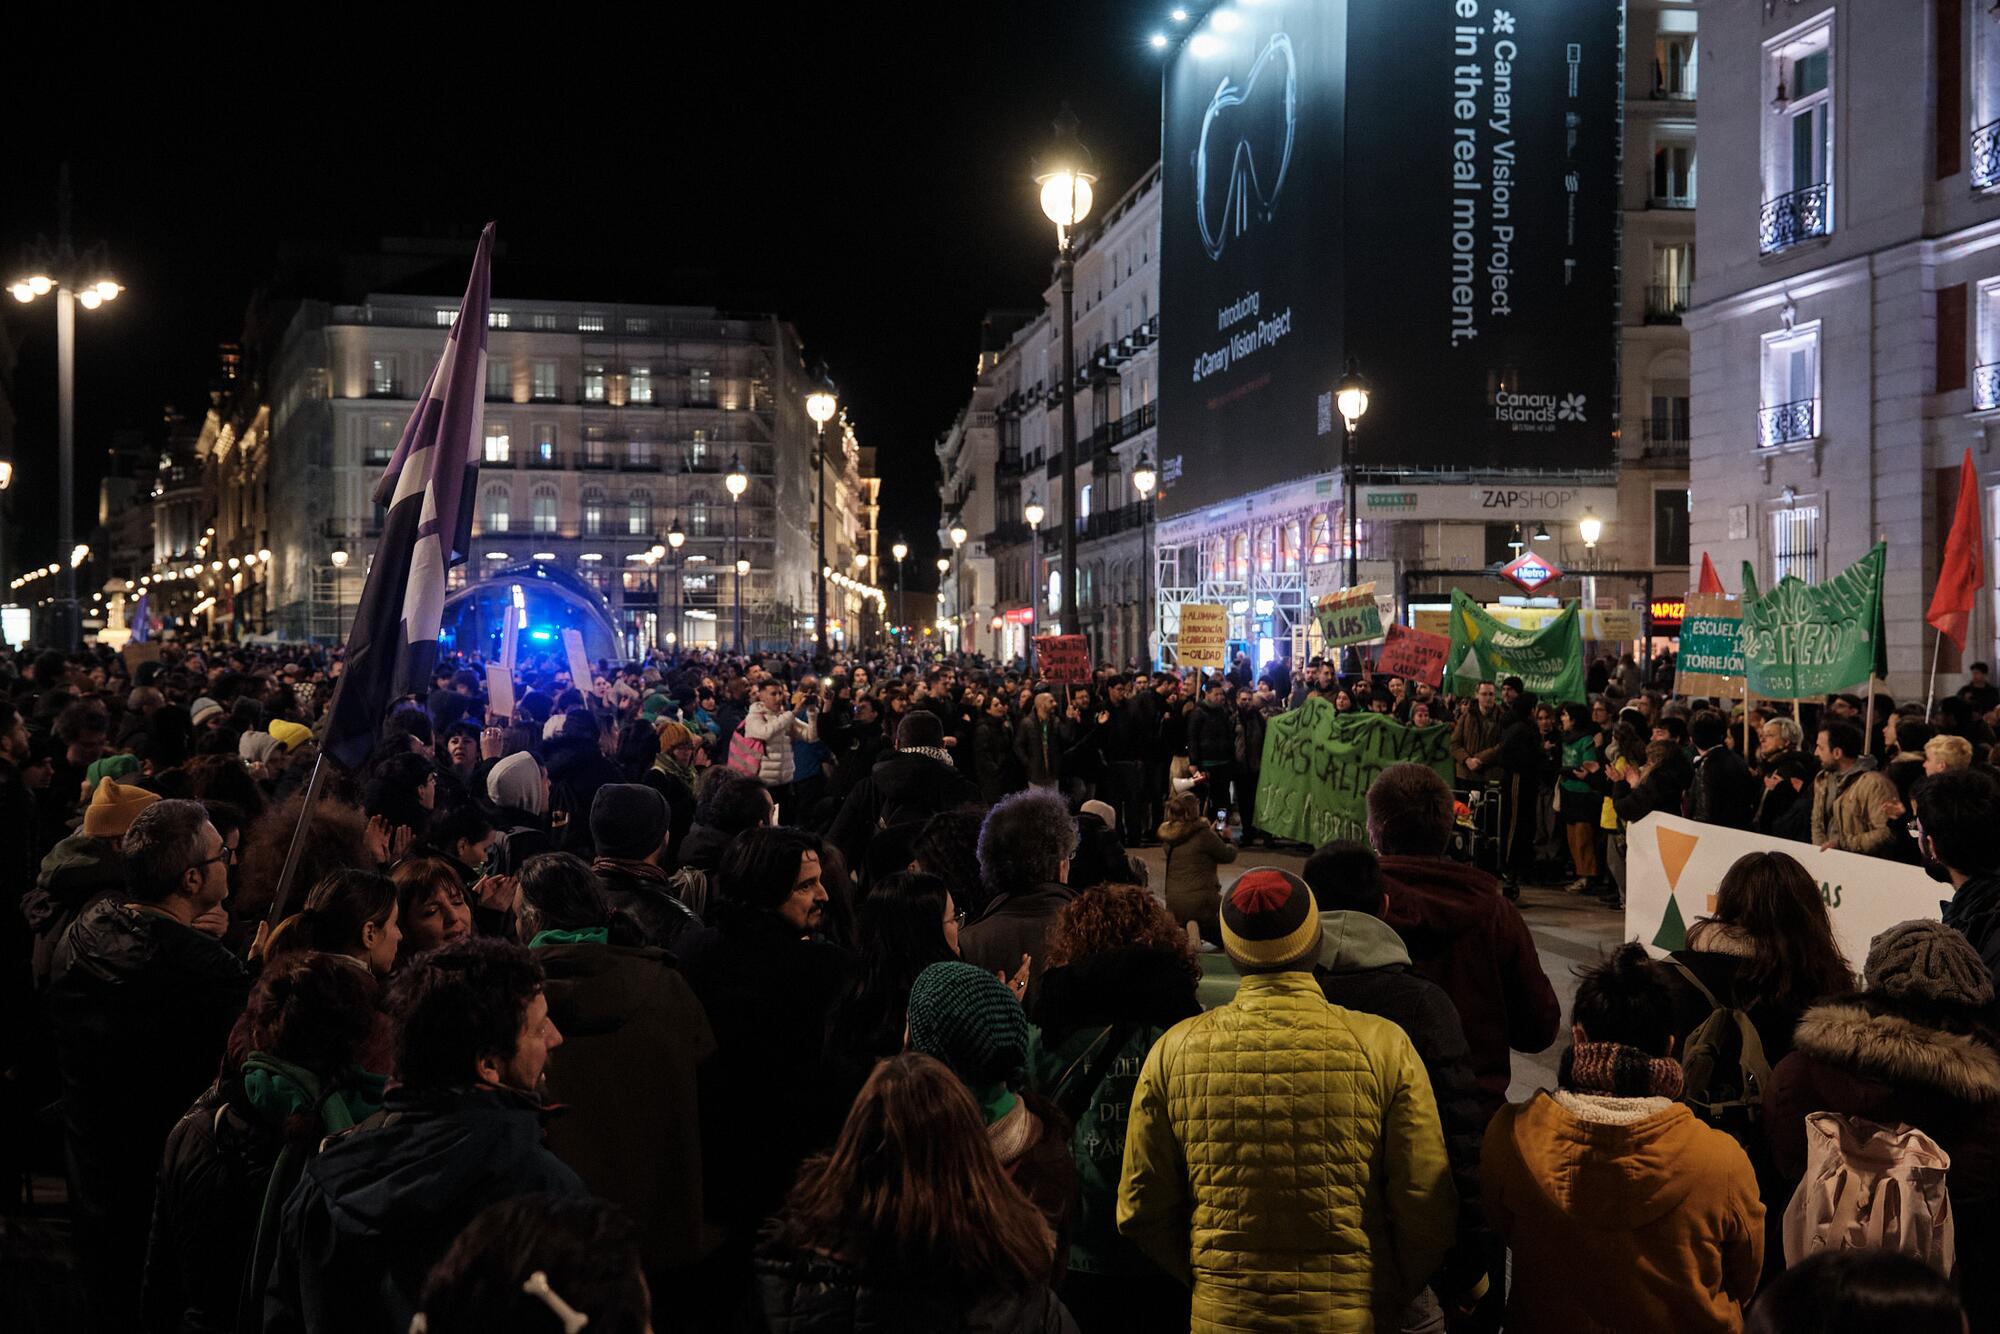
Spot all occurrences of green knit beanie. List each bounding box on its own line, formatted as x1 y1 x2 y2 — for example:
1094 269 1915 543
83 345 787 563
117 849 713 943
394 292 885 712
906 960 1028 1089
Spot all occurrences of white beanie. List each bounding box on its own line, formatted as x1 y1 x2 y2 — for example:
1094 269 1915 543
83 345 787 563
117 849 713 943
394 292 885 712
487 751 546 817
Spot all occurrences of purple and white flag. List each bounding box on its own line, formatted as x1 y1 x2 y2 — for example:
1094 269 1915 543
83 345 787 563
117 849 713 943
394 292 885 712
323 222 492 771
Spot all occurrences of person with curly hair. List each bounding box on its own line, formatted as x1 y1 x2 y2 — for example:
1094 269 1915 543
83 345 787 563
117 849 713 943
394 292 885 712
1028 883 1199 1330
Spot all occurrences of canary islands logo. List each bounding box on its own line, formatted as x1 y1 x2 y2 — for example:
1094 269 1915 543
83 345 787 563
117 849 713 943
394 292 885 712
1557 394 1587 422
1194 33 1298 261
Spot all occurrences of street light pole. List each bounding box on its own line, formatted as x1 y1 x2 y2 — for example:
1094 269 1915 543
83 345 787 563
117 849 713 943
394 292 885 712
726 454 748 654
666 519 685 655
1133 453 1157 670
1335 361 1372 592
1023 496 1044 674
1037 105 1096 642
891 537 908 645
806 379 838 662
948 514 968 658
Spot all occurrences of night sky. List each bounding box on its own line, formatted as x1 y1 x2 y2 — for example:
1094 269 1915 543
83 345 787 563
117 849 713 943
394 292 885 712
1 6 1172 593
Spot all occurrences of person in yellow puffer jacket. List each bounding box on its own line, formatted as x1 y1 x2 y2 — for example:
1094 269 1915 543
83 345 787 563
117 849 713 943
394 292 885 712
1116 868 1456 1332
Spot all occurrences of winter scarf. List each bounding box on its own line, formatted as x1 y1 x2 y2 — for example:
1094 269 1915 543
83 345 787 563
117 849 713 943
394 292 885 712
528 927 610 947
651 750 697 790
239 1052 386 1133
1558 1025 1685 1100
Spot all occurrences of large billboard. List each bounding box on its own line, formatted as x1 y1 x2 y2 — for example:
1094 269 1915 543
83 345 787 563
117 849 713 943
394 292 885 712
1157 0 1621 518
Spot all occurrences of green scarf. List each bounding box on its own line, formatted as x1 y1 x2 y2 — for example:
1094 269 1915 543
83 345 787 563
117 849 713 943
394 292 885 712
975 1081 1018 1127
529 927 609 948
653 751 696 789
239 1052 386 1133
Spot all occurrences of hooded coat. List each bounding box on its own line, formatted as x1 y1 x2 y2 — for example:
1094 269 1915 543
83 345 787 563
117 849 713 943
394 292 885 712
20 830 126 988
1768 996 2000 1322
1378 854 1561 1117
1315 911 1493 1303
1481 1091 1764 1332
535 939 717 1273
262 1084 587 1334
1157 815 1236 932
826 749 979 872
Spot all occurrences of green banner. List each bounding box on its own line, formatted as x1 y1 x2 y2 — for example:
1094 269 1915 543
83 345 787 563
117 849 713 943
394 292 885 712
1446 589 1587 703
1254 698 1453 846
1740 542 1887 699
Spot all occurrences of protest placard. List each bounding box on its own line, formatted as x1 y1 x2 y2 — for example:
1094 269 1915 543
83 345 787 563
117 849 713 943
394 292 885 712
1740 542 1886 699
1177 602 1228 668
1034 634 1091 684
1315 586 1384 649
1446 589 1586 702
1254 698 1454 846
1676 593 1744 699
1627 811 1938 970
485 665 516 721
1375 623 1450 685
561 628 595 694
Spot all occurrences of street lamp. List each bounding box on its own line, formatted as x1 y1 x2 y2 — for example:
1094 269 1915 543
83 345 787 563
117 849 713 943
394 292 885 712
10 174 122 651
726 454 748 652
806 376 839 660
1334 359 1372 589
1035 103 1096 656
1132 453 1158 669
947 514 968 652
891 537 908 640
1022 495 1045 671
666 518 685 653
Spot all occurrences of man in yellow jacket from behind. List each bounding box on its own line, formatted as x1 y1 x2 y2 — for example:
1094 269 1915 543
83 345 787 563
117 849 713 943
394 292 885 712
1117 868 1458 1332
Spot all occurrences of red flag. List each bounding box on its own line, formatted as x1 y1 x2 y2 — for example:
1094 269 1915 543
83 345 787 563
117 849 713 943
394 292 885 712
1695 552 1726 596
1927 448 1985 651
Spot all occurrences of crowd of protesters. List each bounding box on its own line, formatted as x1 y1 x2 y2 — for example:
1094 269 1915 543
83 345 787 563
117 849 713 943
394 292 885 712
3 634 1999 1332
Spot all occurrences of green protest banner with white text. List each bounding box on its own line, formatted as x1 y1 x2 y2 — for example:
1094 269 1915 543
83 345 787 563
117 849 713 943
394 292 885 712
1446 589 1586 703
1255 698 1454 846
1739 542 1887 700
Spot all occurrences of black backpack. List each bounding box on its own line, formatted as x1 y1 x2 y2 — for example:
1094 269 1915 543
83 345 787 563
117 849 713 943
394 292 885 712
1669 959 1773 1137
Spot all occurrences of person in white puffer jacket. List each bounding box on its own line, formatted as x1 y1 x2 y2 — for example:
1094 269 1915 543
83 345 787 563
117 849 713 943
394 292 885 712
744 678 819 810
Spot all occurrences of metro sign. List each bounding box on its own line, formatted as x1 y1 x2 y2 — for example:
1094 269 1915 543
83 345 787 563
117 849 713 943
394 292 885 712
1499 550 1564 595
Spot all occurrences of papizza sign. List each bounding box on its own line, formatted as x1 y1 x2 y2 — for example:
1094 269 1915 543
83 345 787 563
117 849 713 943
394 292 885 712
1499 549 1563 595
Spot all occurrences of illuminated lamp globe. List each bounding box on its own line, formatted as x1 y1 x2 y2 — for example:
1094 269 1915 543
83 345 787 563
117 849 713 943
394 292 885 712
666 521 685 550
1132 453 1158 497
330 549 349 568
735 557 750 576
937 556 951 575
27 276 52 296
1024 497 1045 528
8 284 31 304
724 456 748 498
1334 361 1371 427
805 389 838 425
0 460 14 490
1579 511 1603 547
948 517 968 548
1038 171 1095 229
77 289 101 310
891 540 909 562
95 281 121 302
257 548 271 562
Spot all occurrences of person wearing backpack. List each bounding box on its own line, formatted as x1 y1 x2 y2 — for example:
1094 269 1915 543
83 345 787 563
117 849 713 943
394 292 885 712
1662 851 1856 1279
1027 884 1200 1331
1482 943 1764 1332
1767 920 2000 1324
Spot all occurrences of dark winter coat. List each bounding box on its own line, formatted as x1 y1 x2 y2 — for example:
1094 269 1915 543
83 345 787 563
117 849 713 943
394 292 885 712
1014 714 1069 787
827 749 980 872
1943 872 2000 984
960 881 1076 1013
1755 778 1815 842
1315 910 1495 1300
1769 995 2000 1322
20 829 127 988
1157 817 1236 931
535 938 716 1273
750 1252 1081 1333
542 735 623 855
1235 705 1268 771
593 859 703 954
1687 745 1759 830
262 1084 587 1334
47 899 252 1313
1612 750 1694 824
974 715 1024 803
1186 701 1237 769
1379 853 1561 1118
638 764 698 868
1028 948 1201 1278
683 911 854 1238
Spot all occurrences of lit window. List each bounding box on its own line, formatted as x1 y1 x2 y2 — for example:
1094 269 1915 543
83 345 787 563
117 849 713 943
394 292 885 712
487 311 511 329
688 368 714 406
583 487 607 536
483 423 511 464
629 367 654 403
1308 513 1332 564
370 358 396 396
582 365 607 403
481 487 511 534
530 312 558 331
1772 503 1820 584
1760 22 1834 254
532 486 559 534
628 489 652 535
1651 133 1696 208
436 309 456 327
486 358 511 401
531 362 559 401
1079 483 1093 524
1758 323 1820 447
579 314 605 332
689 429 708 466
584 427 607 464
689 494 710 535
627 438 654 468
532 423 557 463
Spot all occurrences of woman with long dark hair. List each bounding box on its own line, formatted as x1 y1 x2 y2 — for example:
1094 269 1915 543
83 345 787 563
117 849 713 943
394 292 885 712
830 872 960 1071
265 868 402 977
753 1053 1080 1332
1557 699 1607 894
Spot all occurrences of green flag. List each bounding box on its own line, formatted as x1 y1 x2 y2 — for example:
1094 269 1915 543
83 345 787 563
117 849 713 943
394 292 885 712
1739 542 1888 700
1445 589 1586 703
1254 698 1453 846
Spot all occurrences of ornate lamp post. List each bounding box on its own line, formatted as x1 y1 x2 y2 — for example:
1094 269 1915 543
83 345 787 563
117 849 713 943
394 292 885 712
805 377 838 659
726 454 748 652
1132 452 1157 669
1034 105 1096 655
1334 361 1372 590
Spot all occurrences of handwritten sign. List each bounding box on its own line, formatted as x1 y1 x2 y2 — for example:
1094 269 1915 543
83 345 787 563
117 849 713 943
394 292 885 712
1177 602 1229 668
1375 623 1451 686
1255 699 1455 846
485 665 516 721
561 628 595 696
1676 593 1745 700
1034 634 1091 684
1315 587 1384 648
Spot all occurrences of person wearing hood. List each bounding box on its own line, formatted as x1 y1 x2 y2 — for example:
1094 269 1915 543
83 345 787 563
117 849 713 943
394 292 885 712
1482 942 1764 1332
20 775 159 987
47 799 252 1331
1117 868 1455 1331
144 954 388 1334
1768 920 2000 1323
1156 791 1237 944
589 783 701 953
826 710 979 875
513 853 716 1287
1304 841 1495 1328
263 937 586 1334
485 749 557 871
1028 884 1200 1329
1368 762 1561 1120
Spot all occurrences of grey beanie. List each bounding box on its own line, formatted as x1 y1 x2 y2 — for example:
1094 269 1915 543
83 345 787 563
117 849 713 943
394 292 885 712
1865 920 1996 1009
591 783 670 861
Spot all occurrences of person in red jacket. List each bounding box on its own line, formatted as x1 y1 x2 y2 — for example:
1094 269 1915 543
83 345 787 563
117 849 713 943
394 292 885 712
1367 762 1561 1120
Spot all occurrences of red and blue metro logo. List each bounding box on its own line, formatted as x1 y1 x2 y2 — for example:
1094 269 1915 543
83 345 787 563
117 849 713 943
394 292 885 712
1499 550 1563 594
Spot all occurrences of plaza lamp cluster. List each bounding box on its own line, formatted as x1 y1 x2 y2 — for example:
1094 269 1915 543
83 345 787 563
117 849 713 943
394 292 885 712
819 565 887 611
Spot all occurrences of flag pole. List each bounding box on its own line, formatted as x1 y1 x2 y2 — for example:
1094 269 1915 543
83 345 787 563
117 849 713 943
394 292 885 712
267 751 331 927
1862 675 1876 762
1925 630 1945 722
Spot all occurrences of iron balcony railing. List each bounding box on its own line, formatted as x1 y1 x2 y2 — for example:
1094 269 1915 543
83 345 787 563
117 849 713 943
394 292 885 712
1639 418 1690 461
1650 191 1696 211
1645 284 1690 323
1757 399 1819 447
1759 183 1831 255
1975 362 2000 412
1975 119 2000 191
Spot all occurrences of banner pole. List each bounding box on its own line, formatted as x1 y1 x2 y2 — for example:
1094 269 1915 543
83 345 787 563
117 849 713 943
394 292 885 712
1743 683 1754 757
1925 631 1945 722
1863 676 1877 762
268 751 331 928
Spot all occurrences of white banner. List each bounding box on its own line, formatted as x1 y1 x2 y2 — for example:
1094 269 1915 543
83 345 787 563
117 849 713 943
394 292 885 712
1626 812 1942 973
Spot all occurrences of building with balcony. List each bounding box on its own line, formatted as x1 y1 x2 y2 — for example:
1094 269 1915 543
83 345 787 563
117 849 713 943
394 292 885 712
949 166 1164 667
1689 0 2000 693
265 296 874 655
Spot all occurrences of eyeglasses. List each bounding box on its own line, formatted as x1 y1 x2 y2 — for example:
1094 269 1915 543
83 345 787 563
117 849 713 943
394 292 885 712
948 910 968 927
197 845 238 869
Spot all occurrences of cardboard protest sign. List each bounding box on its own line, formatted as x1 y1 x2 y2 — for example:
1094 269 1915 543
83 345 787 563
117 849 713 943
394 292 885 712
1177 603 1228 668
1627 811 1938 971
1255 698 1454 846
1739 542 1886 700
561 628 595 694
1447 589 1586 702
485 665 516 721
1676 593 1745 699
1034 634 1091 684
1315 586 1384 649
1375 623 1451 686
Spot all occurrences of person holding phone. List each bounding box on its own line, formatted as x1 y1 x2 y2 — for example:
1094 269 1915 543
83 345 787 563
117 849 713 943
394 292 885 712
1159 792 1237 947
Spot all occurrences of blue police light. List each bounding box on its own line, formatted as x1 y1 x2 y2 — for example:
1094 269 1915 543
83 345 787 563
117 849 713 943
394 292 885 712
529 629 554 641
